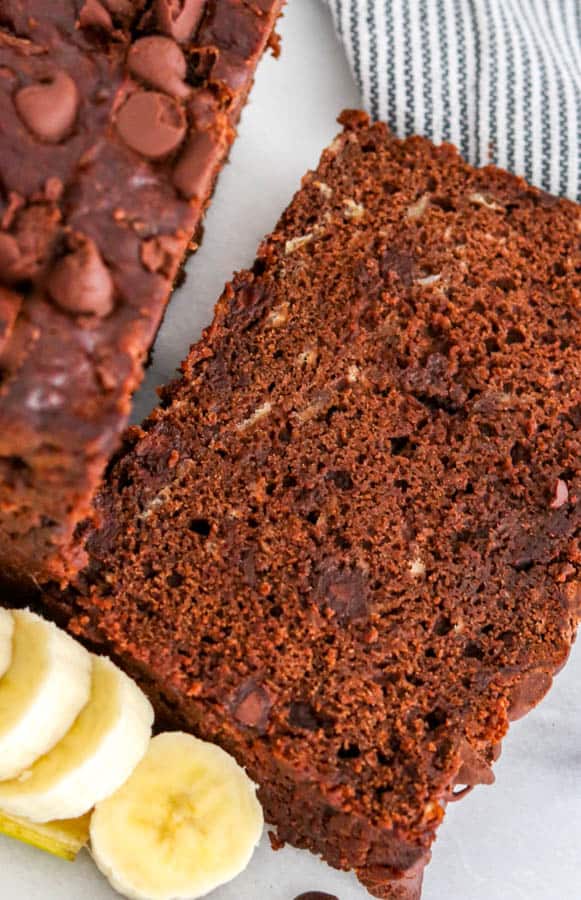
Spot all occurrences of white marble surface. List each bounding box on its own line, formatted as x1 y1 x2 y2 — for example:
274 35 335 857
2 2 580 898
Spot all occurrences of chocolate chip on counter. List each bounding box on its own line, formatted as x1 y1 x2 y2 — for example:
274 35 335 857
48 234 114 317
0 287 22 355
15 71 79 143
232 680 271 732
315 565 369 624
293 893 339 900
116 91 187 159
172 129 224 199
155 0 206 43
78 0 114 30
127 37 190 99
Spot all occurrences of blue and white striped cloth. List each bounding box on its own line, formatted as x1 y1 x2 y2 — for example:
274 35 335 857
328 0 581 201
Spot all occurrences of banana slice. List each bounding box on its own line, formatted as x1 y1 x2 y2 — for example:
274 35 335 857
90 732 264 900
0 609 92 781
0 810 91 861
0 655 154 822
0 609 14 679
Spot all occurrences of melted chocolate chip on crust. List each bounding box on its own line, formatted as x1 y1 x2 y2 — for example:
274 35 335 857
15 71 79 143
127 37 190 99
116 91 187 159
48 234 114 317
78 0 114 31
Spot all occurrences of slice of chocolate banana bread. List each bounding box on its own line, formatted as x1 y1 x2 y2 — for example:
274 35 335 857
43 112 580 898
0 0 283 591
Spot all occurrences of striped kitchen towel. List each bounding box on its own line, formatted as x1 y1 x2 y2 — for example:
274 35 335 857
328 0 581 201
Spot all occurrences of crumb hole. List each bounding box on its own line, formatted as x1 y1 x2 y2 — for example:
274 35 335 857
329 469 353 490
390 436 409 456
425 708 447 730
337 744 361 760
431 195 455 212
190 518 211 537
166 572 183 588
433 616 453 636
510 441 530 465
506 327 525 344
463 642 484 660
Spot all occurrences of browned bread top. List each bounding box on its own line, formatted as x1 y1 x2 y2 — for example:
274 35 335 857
0 0 283 587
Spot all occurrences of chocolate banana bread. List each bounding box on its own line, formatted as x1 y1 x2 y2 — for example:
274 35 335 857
0 0 282 590
43 113 580 898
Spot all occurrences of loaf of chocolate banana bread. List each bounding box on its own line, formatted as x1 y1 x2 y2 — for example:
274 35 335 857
0 0 282 590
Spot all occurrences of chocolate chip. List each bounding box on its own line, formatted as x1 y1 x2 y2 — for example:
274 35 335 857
116 91 187 159
128 37 190 100
15 71 79 143
155 0 206 43
508 670 552 722
289 701 322 731
173 129 224 199
315 565 369 623
380 248 416 287
48 234 114 317
78 0 114 30
232 680 271 731
511 506 576 570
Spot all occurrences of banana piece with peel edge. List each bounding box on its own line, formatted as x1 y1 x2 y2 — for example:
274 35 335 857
0 810 91 861
90 731 264 900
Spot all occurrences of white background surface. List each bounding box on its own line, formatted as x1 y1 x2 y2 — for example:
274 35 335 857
2 2 580 898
